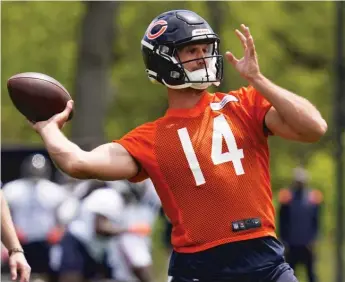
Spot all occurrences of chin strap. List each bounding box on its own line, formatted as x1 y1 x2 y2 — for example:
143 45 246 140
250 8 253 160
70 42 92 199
162 78 217 90
161 67 220 90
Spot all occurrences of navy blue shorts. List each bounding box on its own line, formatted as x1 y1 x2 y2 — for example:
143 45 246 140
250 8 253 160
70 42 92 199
169 263 298 282
22 241 50 274
51 232 99 279
168 236 298 282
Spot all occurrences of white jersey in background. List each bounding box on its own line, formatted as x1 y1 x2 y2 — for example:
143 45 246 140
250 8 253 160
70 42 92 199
55 179 98 226
2 178 68 242
108 179 161 282
68 188 124 262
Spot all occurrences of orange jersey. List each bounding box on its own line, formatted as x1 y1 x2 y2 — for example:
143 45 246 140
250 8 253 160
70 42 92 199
115 85 276 253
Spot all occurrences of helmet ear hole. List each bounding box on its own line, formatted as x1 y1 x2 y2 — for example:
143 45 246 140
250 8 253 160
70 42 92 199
158 45 174 56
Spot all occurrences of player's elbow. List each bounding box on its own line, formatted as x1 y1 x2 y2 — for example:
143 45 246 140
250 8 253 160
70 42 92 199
318 118 328 136
301 118 328 143
310 118 328 142
67 153 92 179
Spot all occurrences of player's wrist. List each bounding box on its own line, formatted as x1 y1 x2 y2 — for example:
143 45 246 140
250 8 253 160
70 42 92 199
38 122 59 136
247 72 265 85
8 247 24 257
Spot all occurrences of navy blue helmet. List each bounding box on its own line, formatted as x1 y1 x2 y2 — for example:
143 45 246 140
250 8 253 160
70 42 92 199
141 10 223 90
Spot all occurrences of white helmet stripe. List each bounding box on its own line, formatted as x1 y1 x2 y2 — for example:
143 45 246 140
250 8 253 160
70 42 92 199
141 40 154 50
147 69 157 77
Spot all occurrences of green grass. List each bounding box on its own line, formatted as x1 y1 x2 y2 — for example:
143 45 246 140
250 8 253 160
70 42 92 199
294 236 338 282
151 217 170 282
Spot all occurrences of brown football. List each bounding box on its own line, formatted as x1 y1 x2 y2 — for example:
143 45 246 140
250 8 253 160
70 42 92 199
7 72 73 122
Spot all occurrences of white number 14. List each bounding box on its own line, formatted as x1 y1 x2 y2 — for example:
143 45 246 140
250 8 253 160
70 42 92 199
177 114 245 186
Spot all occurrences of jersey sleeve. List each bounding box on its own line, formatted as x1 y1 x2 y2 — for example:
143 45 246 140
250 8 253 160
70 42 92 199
113 122 155 183
232 85 273 135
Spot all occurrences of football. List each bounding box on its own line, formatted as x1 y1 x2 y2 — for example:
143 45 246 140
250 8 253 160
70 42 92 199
7 72 73 122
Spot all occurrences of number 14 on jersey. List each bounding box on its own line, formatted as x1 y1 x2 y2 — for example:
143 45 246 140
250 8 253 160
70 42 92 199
177 114 245 186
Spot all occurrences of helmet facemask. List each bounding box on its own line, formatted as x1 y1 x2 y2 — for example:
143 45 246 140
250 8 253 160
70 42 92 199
142 36 223 90
169 40 222 90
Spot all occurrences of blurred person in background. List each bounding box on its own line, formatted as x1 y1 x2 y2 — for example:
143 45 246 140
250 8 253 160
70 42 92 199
54 179 110 227
159 208 173 268
48 179 113 280
107 179 160 282
49 179 115 280
278 167 323 282
30 9 327 282
54 169 81 190
49 182 151 282
1 181 31 282
2 154 68 282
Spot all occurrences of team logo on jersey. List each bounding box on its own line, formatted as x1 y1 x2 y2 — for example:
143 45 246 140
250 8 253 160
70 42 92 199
147 20 168 40
210 95 238 111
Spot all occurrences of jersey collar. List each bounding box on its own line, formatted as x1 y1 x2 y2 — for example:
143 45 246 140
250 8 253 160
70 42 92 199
164 91 213 118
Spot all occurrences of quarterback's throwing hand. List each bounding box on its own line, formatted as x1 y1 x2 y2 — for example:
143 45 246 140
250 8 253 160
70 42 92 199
29 100 74 134
225 24 261 81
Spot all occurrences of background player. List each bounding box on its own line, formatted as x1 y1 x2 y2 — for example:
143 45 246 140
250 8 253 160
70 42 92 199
29 9 327 282
278 167 323 282
1 181 31 282
2 154 67 282
107 179 161 282
50 183 151 282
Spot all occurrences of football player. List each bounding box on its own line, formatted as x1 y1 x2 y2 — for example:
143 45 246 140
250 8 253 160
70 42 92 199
278 167 323 282
2 154 67 282
49 185 150 282
107 179 161 282
30 9 327 282
1 181 31 282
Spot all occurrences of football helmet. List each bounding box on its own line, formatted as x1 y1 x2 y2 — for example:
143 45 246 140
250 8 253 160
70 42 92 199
20 153 52 179
141 10 223 90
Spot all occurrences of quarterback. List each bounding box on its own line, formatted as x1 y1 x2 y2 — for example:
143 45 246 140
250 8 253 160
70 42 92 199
31 10 327 282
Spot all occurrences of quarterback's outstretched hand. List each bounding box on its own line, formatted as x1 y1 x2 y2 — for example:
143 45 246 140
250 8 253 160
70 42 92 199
225 24 261 81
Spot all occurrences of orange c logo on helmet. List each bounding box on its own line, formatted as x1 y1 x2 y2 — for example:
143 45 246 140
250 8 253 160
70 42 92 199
147 20 168 40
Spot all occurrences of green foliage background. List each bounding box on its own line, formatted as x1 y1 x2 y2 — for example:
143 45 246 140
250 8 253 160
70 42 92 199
1 2 343 281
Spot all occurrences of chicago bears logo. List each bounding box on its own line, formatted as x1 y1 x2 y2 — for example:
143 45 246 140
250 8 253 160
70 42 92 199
147 20 168 40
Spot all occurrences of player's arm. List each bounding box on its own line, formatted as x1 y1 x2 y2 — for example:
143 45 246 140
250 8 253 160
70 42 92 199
253 75 327 143
42 127 138 180
0 190 22 251
95 214 128 236
226 25 327 142
95 214 151 237
75 142 139 180
1 190 31 282
32 101 139 180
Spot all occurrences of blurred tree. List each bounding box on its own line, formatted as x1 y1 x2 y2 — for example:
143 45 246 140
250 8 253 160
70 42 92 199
1 1 83 144
71 1 119 149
